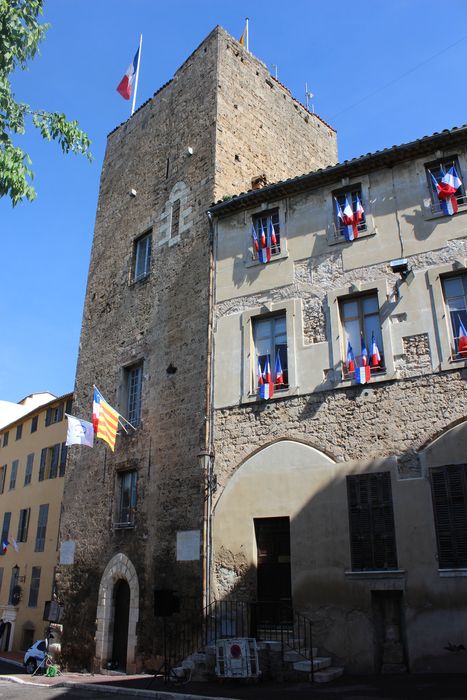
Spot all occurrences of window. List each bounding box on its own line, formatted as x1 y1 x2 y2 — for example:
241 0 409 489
24 454 34 486
442 273 467 361
28 567 41 607
65 397 73 415
0 465 6 494
8 566 19 605
0 513 10 556
126 363 143 426
31 415 38 433
2 432 8 447
15 424 22 441
17 508 30 542
430 464 467 569
59 443 67 477
133 232 152 282
426 156 465 215
45 403 64 427
39 445 60 481
9 460 18 490
171 199 181 239
333 186 366 238
34 504 49 552
116 471 137 527
347 472 398 571
252 209 281 259
253 314 288 394
340 293 384 379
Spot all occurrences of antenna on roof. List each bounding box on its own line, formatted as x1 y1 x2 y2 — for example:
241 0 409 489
305 82 314 113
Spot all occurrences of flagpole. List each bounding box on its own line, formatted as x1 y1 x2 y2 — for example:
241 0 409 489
131 33 143 116
245 18 249 52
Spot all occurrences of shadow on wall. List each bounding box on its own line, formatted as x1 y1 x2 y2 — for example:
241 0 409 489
209 421 467 674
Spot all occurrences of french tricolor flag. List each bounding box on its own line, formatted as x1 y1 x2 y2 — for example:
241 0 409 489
370 332 381 367
274 352 284 385
458 317 467 357
431 166 462 216
356 335 371 384
257 221 271 264
259 356 274 399
117 45 140 101
346 340 356 373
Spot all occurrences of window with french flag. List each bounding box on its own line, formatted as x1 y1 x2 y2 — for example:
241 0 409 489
442 273 467 361
426 157 465 216
251 210 281 263
253 314 288 397
340 294 384 383
333 187 366 241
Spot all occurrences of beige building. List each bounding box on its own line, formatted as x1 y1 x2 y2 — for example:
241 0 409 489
0 392 72 653
209 126 467 673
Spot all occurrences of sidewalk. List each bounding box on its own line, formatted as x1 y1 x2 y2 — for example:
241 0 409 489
1 652 467 700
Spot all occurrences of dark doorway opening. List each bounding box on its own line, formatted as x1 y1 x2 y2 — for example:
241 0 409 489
254 516 292 625
372 590 408 673
0 622 11 651
112 579 130 671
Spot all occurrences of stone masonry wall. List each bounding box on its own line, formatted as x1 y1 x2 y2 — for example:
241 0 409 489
58 26 338 670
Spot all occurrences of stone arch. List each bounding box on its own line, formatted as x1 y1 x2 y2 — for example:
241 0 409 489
158 180 192 247
419 417 467 469
212 439 336 600
94 553 139 673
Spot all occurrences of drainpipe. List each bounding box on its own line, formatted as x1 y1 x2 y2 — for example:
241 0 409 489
200 209 216 611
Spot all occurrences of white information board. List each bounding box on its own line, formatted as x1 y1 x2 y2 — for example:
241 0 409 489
176 530 200 561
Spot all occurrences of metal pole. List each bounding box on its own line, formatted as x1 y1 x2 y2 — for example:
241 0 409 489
246 17 249 52
131 34 143 116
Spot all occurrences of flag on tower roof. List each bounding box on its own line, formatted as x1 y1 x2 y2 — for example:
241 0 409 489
117 44 140 101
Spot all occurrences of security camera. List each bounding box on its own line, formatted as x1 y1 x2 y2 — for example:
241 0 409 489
389 258 411 279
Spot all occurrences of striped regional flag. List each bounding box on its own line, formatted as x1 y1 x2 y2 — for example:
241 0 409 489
92 387 120 452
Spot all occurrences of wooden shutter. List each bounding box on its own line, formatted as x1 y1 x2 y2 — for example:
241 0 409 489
45 408 52 426
347 472 397 570
430 464 467 568
39 448 47 481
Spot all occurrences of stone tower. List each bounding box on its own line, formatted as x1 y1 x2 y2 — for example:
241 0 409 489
58 26 337 672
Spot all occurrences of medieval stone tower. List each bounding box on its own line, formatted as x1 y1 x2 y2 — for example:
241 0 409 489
58 26 337 672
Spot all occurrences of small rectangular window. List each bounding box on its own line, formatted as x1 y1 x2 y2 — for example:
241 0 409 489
442 273 467 361
430 464 467 569
2 432 8 447
45 404 64 427
0 465 6 494
340 293 384 379
133 232 152 282
17 508 30 543
35 504 49 552
252 209 281 260
347 472 398 571
65 398 73 415
126 363 143 426
24 454 34 486
59 443 68 477
39 448 47 481
253 314 288 395
333 186 366 239
0 512 11 556
425 156 465 215
15 424 22 441
31 416 38 433
116 471 137 526
28 566 41 608
9 460 18 490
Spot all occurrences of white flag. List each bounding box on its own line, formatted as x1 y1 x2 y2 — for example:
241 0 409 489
12 539 19 552
66 414 94 448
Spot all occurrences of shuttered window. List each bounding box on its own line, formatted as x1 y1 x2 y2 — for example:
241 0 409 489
347 472 398 570
430 464 467 569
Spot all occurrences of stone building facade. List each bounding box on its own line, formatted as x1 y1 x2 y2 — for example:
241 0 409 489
58 27 337 673
209 126 467 673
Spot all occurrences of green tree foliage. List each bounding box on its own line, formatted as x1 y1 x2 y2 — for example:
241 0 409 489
0 0 92 205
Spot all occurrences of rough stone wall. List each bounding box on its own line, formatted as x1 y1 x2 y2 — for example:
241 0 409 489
58 26 338 670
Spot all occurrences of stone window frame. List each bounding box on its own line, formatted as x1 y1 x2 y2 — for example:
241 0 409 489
326 174 377 246
114 469 138 530
130 229 152 285
240 298 300 404
244 202 289 268
327 278 396 386
421 153 467 222
427 259 467 371
158 181 192 248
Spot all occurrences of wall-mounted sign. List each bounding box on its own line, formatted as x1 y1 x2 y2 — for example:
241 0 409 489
176 530 200 561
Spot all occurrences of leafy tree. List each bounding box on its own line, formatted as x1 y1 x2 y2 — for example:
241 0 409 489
0 0 92 205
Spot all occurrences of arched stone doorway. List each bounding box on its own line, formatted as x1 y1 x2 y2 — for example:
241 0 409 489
95 553 139 673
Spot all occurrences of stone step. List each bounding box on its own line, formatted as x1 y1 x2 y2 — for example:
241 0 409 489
293 656 332 673
313 666 344 683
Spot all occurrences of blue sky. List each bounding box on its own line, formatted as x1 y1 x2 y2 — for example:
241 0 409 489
1 0 466 403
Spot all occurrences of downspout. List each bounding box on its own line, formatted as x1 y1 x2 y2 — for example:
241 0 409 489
201 208 216 611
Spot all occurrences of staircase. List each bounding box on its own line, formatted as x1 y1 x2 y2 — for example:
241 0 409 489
165 599 344 684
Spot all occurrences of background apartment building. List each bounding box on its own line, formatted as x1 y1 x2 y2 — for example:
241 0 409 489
209 125 467 673
0 392 72 653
